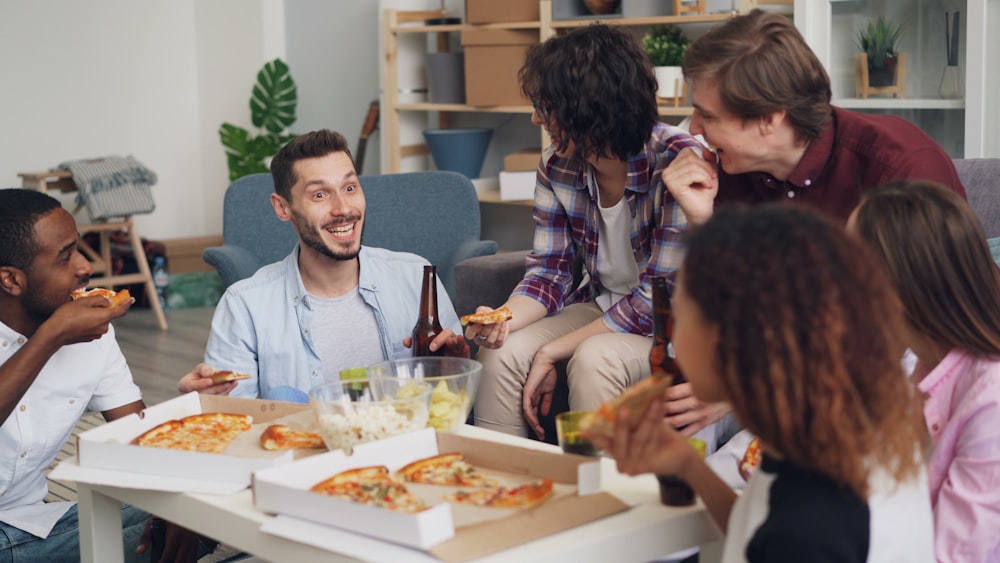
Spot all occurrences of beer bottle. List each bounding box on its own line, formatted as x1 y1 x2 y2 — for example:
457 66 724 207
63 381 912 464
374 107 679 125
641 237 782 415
650 275 695 506
412 265 445 357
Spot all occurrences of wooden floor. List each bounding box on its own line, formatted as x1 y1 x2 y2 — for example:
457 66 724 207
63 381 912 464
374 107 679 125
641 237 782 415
46 305 216 502
115 305 216 406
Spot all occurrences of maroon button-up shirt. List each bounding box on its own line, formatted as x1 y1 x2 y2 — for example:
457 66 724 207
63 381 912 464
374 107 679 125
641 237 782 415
714 107 967 223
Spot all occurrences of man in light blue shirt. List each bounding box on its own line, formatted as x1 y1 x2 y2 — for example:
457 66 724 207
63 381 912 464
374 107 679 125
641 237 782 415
179 129 468 399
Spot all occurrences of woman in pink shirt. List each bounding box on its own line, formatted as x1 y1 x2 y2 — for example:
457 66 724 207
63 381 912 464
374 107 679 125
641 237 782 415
851 180 1000 562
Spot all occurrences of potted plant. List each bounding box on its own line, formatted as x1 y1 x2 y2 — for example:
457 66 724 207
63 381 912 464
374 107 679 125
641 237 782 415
642 25 690 99
856 15 903 87
219 58 299 182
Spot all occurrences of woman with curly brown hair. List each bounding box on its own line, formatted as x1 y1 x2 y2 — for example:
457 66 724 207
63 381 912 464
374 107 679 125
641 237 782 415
851 180 1000 562
590 204 934 561
466 23 718 442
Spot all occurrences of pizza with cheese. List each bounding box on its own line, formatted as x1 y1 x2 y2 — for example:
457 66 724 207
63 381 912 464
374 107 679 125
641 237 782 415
396 452 498 488
71 287 132 307
460 306 513 326
740 437 763 480
311 466 428 513
259 424 325 451
132 412 253 454
445 478 554 509
580 375 674 438
208 370 251 385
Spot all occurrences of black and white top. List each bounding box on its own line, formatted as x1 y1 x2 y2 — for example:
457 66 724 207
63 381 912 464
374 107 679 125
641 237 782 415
723 455 934 562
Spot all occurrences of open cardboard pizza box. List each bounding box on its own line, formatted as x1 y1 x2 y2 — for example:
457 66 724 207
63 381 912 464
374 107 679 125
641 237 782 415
73 392 310 490
252 428 629 561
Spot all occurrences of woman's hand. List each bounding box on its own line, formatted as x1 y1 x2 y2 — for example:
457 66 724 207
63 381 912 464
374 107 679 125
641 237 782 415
589 398 697 477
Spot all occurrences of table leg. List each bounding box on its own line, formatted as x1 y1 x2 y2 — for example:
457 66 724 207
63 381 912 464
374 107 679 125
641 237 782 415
77 483 125 563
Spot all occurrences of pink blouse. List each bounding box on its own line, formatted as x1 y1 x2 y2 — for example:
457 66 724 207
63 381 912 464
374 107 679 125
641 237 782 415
918 349 1000 562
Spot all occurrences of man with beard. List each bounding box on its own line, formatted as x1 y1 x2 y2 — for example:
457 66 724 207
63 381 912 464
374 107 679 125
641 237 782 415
179 129 468 400
0 189 208 562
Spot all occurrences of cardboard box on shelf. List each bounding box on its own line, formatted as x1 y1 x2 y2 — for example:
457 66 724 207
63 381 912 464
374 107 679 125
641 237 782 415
465 0 539 24
75 393 307 490
503 148 542 172
253 428 624 561
461 29 538 107
499 170 536 201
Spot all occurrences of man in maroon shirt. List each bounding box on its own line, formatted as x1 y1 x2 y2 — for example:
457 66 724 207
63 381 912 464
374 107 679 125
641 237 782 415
657 9 966 438
662 9 965 236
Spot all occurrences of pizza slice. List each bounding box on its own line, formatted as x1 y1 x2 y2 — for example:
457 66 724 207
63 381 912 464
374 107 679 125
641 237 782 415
579 375 674 438
133 412 253 454
71 287 132 307
311 466 428 513
739 437 763 481
260 424 325 451
460 306 513 326
396 452 499 488
445 478 554 509
208 370 251 385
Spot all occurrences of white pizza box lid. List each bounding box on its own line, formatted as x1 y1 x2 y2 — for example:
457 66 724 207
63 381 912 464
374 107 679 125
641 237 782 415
70 392 305 491
252 427 626 560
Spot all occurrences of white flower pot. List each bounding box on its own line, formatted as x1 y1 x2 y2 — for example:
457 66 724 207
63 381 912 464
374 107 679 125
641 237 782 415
655 66 684 99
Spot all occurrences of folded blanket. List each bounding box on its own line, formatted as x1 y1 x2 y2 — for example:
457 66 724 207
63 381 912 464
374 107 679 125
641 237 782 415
57 156 157 220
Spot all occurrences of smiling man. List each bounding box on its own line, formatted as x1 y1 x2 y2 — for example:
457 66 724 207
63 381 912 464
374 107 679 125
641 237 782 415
663 9 965 230
180 129 468 400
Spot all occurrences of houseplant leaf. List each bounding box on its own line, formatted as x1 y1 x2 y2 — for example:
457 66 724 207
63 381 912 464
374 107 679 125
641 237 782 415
250 58 298 134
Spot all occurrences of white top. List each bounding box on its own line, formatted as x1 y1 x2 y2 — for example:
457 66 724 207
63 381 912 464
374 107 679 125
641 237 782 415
0 321 140 538
595 194 640 313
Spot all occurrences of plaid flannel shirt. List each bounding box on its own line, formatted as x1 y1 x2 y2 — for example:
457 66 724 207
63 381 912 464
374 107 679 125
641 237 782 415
512 122 703 336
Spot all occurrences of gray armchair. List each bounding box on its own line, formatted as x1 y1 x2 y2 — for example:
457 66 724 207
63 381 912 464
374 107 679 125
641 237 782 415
203 171 498 301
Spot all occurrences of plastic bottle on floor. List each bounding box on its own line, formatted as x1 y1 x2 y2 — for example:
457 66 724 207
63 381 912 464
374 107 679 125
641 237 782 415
152 256 169 310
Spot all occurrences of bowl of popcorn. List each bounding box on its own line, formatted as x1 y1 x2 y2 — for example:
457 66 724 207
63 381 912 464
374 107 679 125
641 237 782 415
309 377 433 452
367 357 482 432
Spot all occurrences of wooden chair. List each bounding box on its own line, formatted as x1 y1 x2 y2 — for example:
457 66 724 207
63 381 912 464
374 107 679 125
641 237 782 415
18 170 168 330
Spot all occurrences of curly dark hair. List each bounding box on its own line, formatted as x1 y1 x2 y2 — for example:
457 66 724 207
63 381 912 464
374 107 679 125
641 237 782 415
270 129 355 199
853 180 1000 357
0 188 62 271
519 24 659 161
682 204 925 500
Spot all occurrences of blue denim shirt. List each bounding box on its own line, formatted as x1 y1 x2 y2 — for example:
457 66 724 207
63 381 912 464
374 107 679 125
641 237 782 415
204 244 461 399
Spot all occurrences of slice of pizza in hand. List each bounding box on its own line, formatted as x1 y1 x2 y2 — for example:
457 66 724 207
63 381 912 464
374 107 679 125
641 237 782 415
71 287 132 307
460 306 513 326
445 478 554 509
396 452 499 488
260 424 325 451
311 466 428 513
579 375 674 439
132 412 253 454
208 370 252 385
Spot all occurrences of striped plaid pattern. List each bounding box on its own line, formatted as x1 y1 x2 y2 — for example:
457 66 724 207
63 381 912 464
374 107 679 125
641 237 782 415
58 156 157 220
512 123 703 336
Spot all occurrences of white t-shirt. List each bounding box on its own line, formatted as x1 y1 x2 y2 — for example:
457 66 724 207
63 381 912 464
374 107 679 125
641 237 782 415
0 321 141 538
594 194 640 312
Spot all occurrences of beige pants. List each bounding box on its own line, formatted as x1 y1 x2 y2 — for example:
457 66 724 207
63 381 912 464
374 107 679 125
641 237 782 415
474 302 653 437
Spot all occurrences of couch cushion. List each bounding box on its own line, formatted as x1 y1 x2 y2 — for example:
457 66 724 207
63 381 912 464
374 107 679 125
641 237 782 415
954 159 1000 239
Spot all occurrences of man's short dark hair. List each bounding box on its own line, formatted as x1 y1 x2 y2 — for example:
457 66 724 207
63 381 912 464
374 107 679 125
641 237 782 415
0 189 62 270
270 129 355 199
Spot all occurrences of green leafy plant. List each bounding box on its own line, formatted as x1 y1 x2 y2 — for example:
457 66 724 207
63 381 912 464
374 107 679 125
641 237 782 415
219 58 298 182
856 15 903 71
642 25 690 67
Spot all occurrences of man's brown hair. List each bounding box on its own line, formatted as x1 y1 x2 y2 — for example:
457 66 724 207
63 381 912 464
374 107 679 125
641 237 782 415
682 9 831 142
270 129 355 199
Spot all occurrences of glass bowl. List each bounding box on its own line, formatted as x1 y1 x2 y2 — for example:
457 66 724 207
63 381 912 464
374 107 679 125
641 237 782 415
367 357 482 432
309 377 432 452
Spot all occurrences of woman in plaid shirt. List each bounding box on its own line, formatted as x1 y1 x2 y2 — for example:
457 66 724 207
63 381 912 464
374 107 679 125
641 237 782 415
467 24 722 441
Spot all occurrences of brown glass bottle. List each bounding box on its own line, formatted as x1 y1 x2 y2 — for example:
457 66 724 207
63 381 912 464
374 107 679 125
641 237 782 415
650 275 695 506
412 265 445 357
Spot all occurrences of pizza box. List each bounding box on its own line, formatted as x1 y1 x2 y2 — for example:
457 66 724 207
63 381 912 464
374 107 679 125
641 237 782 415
73 392 307 490
252 428 629 560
